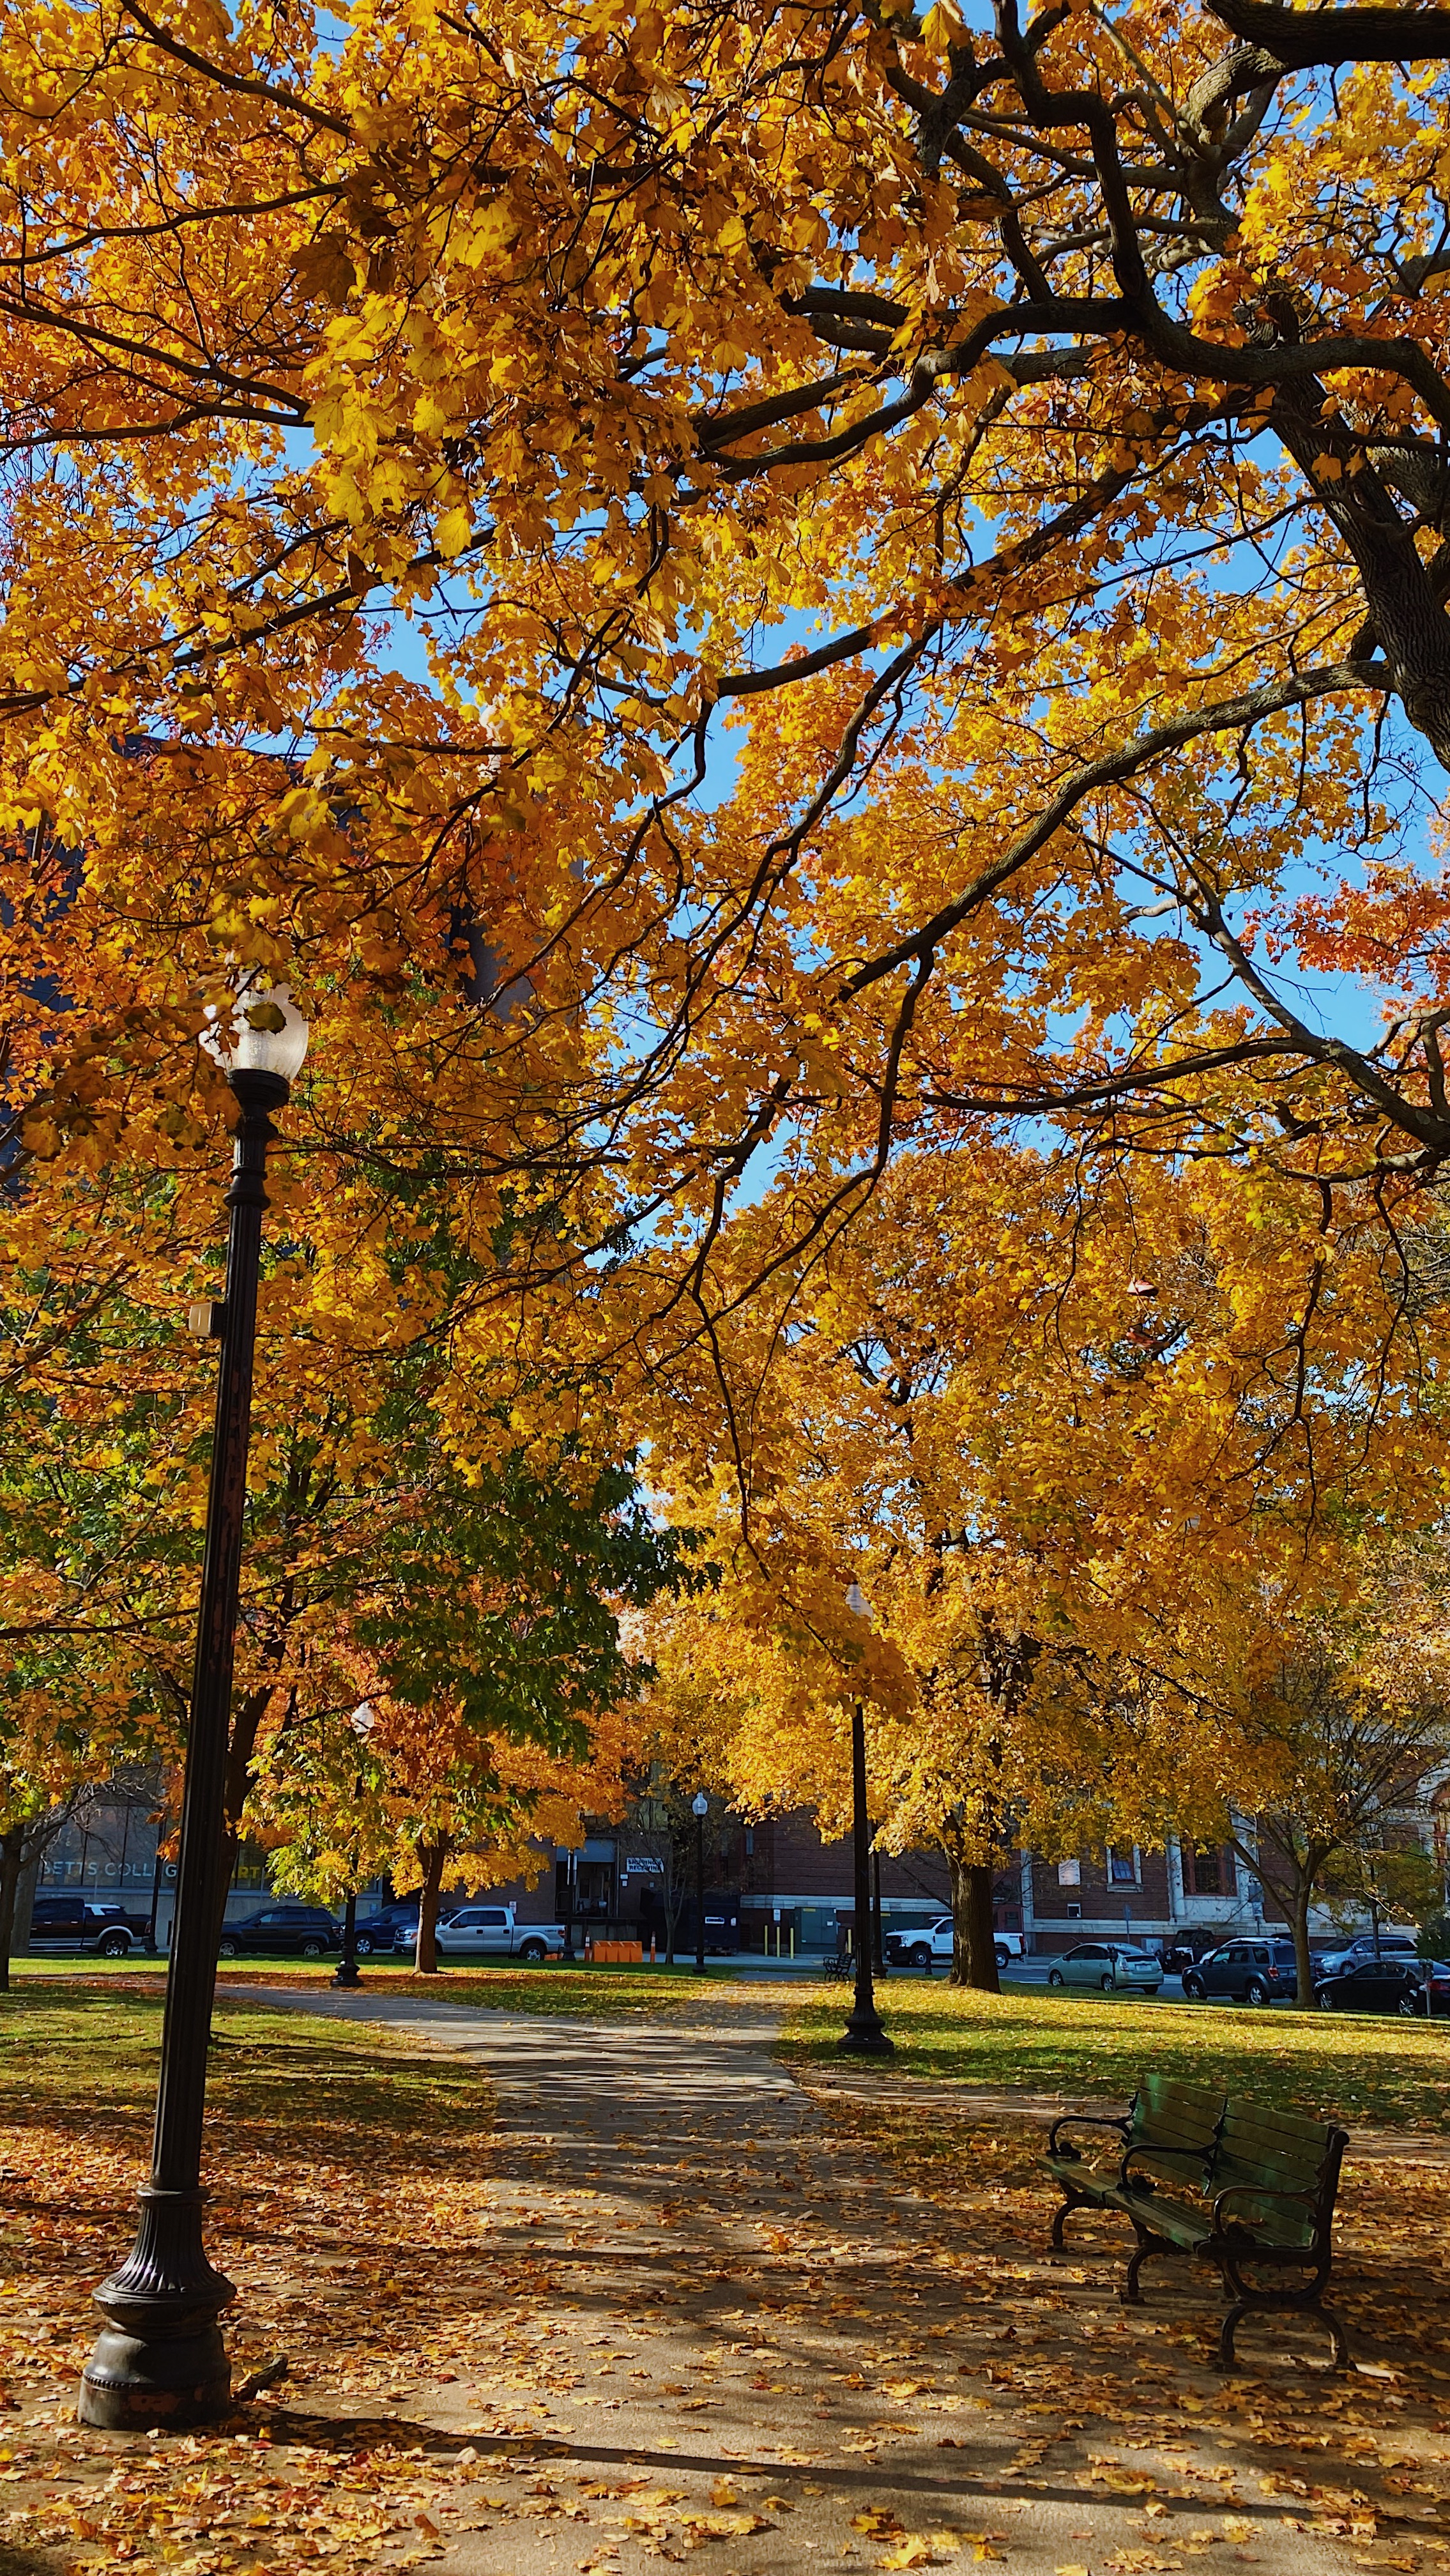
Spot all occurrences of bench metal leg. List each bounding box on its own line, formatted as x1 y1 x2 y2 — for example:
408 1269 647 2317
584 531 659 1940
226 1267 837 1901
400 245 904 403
1212 2262 1350 2372
1051 2190 1099 2251
1122 2219 1178 2306
1123 2238 1150 2304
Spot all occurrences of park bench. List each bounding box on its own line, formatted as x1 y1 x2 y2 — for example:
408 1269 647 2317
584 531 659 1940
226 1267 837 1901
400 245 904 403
1044 2073 1351 2368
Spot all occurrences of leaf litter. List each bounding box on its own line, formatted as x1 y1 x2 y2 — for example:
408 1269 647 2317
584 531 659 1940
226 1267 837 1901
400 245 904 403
1 1982 1449 2576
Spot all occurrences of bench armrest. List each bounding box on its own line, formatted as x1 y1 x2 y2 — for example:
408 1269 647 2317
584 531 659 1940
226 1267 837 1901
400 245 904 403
1119 2140 1214 2193
1210 2182 1322 2230
1048 2112 1130 2161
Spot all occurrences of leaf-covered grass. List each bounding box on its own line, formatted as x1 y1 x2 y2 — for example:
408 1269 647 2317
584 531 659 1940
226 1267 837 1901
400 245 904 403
781 1977 1450 2131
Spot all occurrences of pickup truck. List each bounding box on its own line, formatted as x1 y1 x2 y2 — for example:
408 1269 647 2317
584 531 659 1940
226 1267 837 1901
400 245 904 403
29 1897 151 1957
885 1917 1023 1974
426 1902 565 1964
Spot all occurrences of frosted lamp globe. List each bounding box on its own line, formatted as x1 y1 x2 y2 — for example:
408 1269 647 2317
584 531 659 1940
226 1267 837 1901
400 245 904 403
202 977 310 1087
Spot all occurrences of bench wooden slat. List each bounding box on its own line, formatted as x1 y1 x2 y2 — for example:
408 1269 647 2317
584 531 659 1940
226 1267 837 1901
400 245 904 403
1216 2104 1338 2149
1043 2076 1350 2369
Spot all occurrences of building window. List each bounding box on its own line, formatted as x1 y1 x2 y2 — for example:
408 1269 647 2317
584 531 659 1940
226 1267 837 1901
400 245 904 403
1057 1858 1081 1887
1108 1846 1138 1886
1184 1843 1226 1896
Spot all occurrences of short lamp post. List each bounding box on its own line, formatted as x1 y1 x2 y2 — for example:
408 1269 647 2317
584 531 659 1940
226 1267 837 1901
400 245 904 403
692 1793 709 1975
333 1702 377 1991
839 1583 894 2057
79 978 309 2432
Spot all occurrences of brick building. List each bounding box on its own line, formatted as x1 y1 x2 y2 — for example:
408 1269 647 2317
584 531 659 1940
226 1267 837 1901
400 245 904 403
34 1782 1440 1957
517 1809 1277 1956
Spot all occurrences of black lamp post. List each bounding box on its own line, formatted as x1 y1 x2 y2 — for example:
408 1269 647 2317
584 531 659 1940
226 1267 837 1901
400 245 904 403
692 1792 708 1975
839 1585 893 2057
561 1848 577 1963
333 1702 376 1991
79 977 309 2432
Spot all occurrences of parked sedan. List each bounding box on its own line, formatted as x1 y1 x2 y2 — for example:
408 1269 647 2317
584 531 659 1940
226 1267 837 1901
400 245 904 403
1421 1961 1450 2018
1182 1938 1301 2005
216 1904 340 1959
1046 1941 1163 1994
1313 1956 1425 2016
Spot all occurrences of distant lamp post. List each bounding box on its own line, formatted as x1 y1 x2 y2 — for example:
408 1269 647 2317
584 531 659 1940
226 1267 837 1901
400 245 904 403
561 1848 577 1963
79 976 309 2432
840 1584 893 2056
333 1702 376 1990
692 1793 709 1975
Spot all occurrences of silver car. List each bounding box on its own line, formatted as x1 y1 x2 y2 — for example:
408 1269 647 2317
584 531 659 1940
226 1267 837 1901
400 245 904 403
1047 1940 1163 1994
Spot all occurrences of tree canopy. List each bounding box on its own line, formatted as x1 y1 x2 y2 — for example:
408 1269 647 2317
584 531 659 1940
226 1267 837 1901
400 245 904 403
9 0 1450 1287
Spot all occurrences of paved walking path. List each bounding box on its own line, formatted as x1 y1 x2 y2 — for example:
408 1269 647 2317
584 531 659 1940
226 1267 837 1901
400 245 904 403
235 1988 1440 2576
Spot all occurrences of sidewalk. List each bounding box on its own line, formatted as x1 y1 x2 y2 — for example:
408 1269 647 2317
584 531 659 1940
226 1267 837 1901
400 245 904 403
229 1986 1445 2576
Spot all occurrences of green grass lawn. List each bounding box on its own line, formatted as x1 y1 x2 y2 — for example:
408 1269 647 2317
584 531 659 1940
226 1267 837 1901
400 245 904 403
14 1957 1448 2131
8 1952 777 2019
0 1977 482 2152
782 1976 1450 2131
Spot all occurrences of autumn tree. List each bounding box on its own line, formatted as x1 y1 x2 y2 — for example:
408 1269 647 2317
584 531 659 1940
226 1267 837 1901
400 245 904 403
1170 1565 1450 2002
13 0 1450 1359
257 1689 633 1972
0 1108 700 1963
637 1135 1450 1980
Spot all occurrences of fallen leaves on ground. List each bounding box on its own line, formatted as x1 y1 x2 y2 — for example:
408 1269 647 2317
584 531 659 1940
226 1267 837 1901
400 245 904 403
3 1979 1450 2576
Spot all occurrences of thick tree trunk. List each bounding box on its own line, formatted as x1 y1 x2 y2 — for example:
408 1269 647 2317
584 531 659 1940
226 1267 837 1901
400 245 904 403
413 1840 447 1974
1231 1832 1322 2007
947 1846 970 1985
199 1683 274 1963
10 1835 41 1961
945 1847 1002 1991
1288 1876 1318 2009
965 1862 1002 1994
0 1825 22 1996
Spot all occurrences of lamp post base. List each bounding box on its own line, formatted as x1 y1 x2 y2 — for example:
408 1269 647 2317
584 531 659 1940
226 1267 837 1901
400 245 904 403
838 1998 896 2055
332 1960 360 1989
77 2186 235 2431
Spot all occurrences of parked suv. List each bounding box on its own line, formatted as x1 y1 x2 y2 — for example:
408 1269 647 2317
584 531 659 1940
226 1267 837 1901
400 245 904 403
1180 1938 1304 2004
216 1904 339 1958
29 1897 148 1958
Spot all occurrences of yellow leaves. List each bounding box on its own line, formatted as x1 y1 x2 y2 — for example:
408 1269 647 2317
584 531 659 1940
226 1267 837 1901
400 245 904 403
434 505 475 560
413 390 459 438
273 785 331 841
459 198 523 265
919 0 966 54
